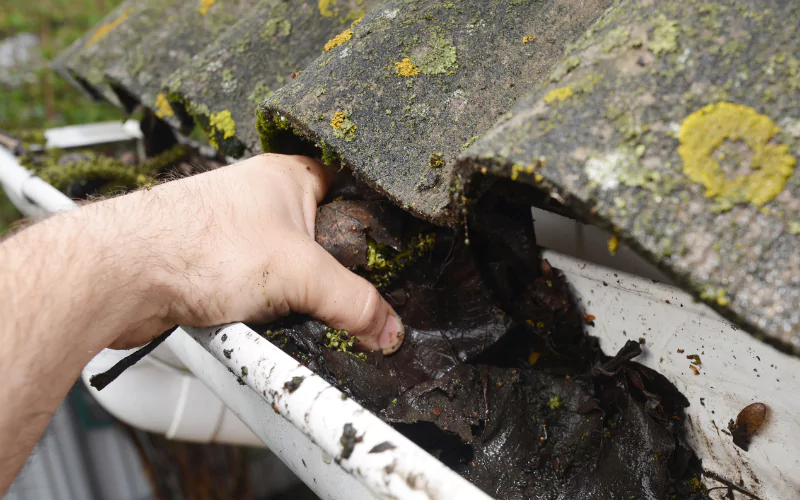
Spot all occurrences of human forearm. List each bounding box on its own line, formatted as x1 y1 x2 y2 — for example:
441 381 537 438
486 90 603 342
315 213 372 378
0 197 168 491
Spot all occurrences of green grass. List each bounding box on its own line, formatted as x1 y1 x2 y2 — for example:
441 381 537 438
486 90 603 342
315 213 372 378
1 0 124 233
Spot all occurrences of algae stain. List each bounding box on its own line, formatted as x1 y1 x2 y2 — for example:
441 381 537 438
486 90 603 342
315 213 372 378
395 57 419 77
678 103 795 207
86 8 132 47
544 86 574 104
209 110 236 140
154 93 174 119
199 0 216 16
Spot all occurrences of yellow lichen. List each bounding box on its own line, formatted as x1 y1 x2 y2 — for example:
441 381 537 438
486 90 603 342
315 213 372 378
522 35 536 44
608 235 620 256
209 110 236 140
678 103 796 206
330 111 357 141
86 8 132 47
154 93 174 119
324 28 353 52
544 86 574 103
351 16 363 27
331 112 347 130
198 0 216 16
395 57 420 77
528 351 541 366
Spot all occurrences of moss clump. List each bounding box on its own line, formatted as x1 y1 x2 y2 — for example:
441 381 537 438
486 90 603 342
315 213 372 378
395 57 420 77
330 110 358 142
363 232 436 288
263 328 289 348
678 102 795 207
319 141 340 166
429 152 445 168
411 33 457 75
35 144 187 194
649 15 679 56
547 396 563 410
325 328 367 362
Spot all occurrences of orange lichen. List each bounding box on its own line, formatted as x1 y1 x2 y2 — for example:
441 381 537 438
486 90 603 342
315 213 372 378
324 28 353 52
86 9 132 47
528 352 541 366
198 0 216 16
395 57 420 77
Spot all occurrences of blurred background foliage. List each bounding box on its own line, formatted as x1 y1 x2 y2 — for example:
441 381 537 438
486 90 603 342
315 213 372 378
1 0 125 233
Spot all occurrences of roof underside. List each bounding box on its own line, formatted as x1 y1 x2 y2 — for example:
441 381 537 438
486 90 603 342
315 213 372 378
56 0 799 353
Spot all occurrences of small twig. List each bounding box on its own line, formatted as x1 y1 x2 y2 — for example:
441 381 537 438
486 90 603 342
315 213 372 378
703 470 763 500
89 326 179 391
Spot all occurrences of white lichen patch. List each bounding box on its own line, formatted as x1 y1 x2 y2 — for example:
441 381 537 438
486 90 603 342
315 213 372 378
586 151 635 190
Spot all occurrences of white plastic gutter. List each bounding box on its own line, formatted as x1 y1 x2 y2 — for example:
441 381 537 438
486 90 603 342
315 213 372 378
3 128 800 498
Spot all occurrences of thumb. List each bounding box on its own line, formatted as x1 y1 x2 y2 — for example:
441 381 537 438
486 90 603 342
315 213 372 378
284 245 405 355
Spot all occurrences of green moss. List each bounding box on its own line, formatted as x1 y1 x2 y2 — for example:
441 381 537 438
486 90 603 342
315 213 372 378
547 396 563 410
649 15 679 56
324 328 367 362
319 141 340 165
34 145 187 194
429 152 445 168
362 232 437 289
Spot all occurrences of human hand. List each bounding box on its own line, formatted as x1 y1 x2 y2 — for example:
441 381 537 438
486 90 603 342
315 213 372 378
107 154 404 354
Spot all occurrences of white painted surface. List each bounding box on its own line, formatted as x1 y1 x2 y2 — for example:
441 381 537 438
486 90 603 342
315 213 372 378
44 120 142 150
544 250 800 499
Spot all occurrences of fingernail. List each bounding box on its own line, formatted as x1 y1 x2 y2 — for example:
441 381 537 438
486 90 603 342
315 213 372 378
378 313 404 356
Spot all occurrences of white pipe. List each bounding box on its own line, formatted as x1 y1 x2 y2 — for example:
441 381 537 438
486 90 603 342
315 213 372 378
171 324 491 500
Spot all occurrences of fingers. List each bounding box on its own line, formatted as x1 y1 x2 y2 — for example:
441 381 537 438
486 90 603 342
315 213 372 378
282 243 405 355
